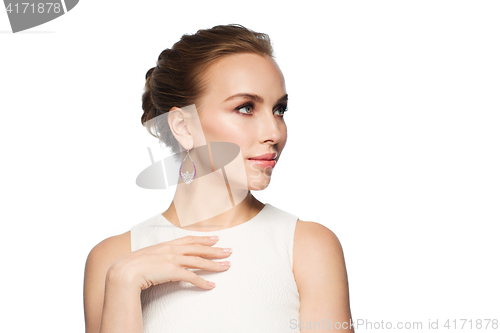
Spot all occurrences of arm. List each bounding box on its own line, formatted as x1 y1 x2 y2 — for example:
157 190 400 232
294 221 354 332
99 265 144 332
84 233 228 332
83 232 143 333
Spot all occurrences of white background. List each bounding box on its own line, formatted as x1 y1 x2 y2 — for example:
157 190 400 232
1 1 499 332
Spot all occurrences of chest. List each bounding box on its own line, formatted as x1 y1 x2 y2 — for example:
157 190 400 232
140 239 301 332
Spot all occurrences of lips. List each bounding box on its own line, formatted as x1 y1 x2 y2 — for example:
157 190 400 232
248 153 277 161
247 153 277 169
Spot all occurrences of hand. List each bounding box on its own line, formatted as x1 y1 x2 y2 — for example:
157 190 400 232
108 235 231 290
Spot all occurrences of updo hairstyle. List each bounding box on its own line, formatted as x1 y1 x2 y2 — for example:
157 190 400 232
141 24 274 159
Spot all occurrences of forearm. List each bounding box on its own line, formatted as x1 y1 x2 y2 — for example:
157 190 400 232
99 268 143 333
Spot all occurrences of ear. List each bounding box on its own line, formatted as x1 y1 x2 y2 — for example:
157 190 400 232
167 106 193 150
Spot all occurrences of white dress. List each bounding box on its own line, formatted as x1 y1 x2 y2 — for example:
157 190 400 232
130 203 301 333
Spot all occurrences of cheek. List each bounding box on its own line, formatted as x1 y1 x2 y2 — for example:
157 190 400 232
278 124 288 149
200 114 248 145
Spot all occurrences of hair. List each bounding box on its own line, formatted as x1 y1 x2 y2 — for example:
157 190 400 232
141 24 274 158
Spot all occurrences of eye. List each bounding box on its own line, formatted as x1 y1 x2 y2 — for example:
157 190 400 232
235 104 253 115
274 104 288 116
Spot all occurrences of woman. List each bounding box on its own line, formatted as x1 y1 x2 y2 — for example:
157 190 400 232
84 24 354 333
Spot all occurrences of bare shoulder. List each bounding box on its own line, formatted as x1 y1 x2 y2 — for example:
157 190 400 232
84 230 132 285
83 231 131 333
87 230 131 264
293 219 343 257
293 219 346 287
292 219 352 327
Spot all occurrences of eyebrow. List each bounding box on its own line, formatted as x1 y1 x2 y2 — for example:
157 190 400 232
224 93 288 104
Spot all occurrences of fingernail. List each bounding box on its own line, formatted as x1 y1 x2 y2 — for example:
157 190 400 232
210 236 219 241
222 248 232 253
220 261 230 266
208 281 216 288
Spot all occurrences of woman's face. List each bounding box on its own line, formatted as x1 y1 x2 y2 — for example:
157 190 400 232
195 53 288 191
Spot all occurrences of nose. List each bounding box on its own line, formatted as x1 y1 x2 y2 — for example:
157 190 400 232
259 109 283 145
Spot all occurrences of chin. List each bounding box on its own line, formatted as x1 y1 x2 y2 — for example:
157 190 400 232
247 178 272 191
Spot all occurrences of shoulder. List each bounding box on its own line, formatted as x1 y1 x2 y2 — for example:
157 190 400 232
86 231 131 265
84 231 131 291
293 219 343 259
84 231 131 332
292 220 353 327
293 219 346 288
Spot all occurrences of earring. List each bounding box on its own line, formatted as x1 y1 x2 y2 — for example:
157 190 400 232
179 148 196 184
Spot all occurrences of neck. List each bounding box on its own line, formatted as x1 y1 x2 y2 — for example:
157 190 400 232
163 178 264 232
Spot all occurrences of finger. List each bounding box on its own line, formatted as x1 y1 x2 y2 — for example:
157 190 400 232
175 255 230 271
165 235 219 246
177 268 217 290
176 244 232 259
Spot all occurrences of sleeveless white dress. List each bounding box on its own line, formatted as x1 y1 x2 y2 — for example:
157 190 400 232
130 203 301 333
